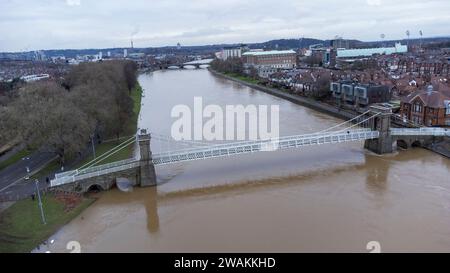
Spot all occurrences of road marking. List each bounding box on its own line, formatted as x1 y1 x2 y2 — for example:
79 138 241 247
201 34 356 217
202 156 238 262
0 156 58 193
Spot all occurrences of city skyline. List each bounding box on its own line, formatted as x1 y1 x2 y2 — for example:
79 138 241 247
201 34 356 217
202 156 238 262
1 0 450 52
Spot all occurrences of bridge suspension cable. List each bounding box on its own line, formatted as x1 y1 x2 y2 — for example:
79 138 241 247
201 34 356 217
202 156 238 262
69 135 137 175
335 112 380 132
149 132 216 155
150 133 211 147
317 110 371 133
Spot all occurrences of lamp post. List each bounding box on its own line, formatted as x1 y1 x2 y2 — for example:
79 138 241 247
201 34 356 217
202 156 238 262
35 179 46 225
91 135 96 159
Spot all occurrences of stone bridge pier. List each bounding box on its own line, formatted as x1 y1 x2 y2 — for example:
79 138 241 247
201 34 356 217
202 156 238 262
138 129 157 187
364 105 393 154
394 133 443 150
363 105 443 154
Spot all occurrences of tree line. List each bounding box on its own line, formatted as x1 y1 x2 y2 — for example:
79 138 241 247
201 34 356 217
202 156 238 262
210 58 244 75
0 60 138 166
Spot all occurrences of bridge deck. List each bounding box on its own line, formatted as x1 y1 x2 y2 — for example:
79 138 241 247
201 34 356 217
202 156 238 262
183 58 214 65
152 129 378 165
51 129 377 186
391 127 449 136
50 127 449 187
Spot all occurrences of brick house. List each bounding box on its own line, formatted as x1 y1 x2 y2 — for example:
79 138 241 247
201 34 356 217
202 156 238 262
400 83 450 126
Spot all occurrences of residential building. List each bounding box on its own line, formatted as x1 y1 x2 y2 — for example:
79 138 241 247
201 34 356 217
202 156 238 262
400 83 450 126
331 81 391 107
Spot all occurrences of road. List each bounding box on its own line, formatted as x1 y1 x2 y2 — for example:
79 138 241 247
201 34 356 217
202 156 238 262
0 151 57 199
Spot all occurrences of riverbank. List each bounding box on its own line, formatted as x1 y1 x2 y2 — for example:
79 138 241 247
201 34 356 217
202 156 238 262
129 82 143 136
0 192 95 253
208 68 356 121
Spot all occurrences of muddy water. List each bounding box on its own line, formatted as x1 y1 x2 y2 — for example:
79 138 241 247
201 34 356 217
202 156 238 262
46 69 450 252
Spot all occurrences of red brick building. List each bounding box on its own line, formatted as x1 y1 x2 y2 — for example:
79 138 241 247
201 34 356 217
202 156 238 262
400 83 450 126
242 50 297 78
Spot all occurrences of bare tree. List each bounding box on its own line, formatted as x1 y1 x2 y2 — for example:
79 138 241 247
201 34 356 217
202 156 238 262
3 60 138 165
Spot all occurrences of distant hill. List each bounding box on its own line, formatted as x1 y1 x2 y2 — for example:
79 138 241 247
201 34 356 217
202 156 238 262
2 36 450 60
250 38 326 50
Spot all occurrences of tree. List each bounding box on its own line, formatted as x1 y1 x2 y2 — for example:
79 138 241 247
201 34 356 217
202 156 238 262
124 61 138 92
6 81 93 165
210 58 244 75
0 106 14 146
351 59 379 71
304 55 322 67
3 60 137 165
307 73 331 99
249 66 259 79
62 61 135 139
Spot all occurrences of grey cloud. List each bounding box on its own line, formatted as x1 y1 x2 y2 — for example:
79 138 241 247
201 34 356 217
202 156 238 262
0 0 449 51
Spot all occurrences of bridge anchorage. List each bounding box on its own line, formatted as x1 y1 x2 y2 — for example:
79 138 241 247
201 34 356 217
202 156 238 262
50 106 449 193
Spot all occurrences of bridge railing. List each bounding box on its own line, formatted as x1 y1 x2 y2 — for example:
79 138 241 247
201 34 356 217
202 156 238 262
55 158 138 179
152 130 379 165
50 129 379 186
151 128 373 159
391 127 450 136
50 161 141 187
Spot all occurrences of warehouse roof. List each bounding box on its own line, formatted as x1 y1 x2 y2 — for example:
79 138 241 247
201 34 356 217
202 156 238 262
337 43 407 58
243 50 296 56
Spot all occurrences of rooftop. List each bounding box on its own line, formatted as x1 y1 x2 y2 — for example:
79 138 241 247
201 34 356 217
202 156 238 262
337 43 407 58
401 84 450 108
243 50 296 56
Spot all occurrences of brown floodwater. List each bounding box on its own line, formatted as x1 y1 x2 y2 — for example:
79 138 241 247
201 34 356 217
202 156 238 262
42 69 450 253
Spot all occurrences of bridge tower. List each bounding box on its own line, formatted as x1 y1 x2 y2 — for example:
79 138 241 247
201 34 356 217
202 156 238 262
364 105 393 154
138 129 157 187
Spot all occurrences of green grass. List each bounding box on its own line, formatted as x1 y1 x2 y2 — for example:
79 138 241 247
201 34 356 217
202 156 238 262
127 83 143 134
0 149 32 171
224 72 260 84
0 194 95 253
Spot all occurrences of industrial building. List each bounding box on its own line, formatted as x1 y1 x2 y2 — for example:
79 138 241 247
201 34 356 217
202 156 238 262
242 50 297 78
337 43 408 59
220 45 246 60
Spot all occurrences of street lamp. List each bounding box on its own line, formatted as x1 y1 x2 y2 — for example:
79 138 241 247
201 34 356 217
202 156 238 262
91 135 96 159
35 179 46 225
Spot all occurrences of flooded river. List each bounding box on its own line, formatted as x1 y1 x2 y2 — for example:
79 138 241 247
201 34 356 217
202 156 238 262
46 69 450 252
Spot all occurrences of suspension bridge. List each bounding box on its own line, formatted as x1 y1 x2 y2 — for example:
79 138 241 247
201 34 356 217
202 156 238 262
50 106 449 193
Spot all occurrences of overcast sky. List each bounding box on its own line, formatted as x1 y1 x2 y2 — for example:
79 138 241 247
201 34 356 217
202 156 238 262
1 0 449 52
